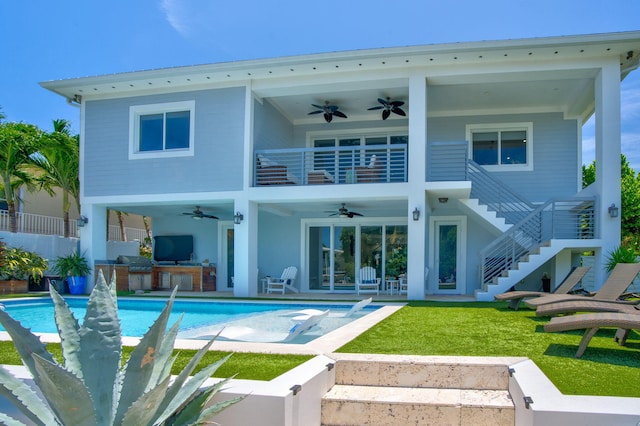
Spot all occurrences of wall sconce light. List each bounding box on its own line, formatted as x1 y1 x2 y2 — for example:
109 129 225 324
77 215 88 227
234 212 244 224
438 197 448 204
608 203 619 218
412 208 420 221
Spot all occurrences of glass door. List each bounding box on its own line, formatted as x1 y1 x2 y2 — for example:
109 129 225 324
431 217 466 294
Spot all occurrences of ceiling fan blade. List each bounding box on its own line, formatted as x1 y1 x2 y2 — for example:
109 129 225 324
368 105 384 110
182 212 193 216
311 104 325 109
382 109 391 120
332 110 347 119
308 110 323 115
392 107 406 116
203 214 219 219
377 98 389 105
324 113 333 123
390 100 405 107
350 211 363 217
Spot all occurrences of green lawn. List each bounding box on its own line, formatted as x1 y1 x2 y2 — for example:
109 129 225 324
338 301 640 397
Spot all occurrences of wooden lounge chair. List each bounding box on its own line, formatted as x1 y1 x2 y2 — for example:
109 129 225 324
535 299 640 317
544 312 640 358
495 266 590 310
524 263 640 309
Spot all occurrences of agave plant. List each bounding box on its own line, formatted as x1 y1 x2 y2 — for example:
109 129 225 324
0 271 243 425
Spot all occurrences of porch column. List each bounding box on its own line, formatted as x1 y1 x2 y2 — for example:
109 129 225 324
406 74 428 300
79 204 108 292
233 199 258 297
593 61 622 287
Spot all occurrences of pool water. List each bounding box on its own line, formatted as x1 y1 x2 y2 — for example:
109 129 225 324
0 298 373 343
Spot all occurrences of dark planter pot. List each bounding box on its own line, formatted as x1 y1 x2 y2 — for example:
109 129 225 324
68 276 86 295
542 278 551 293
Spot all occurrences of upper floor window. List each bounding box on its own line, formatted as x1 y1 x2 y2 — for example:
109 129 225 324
466 123 533 171
129 101 195 159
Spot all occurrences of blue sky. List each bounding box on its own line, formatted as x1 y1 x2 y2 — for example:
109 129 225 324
1 0 639 168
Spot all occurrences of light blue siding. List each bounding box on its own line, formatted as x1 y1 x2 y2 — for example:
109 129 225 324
258 212 302 277
428 113 578 202
83 87 246 196
254 99 294 149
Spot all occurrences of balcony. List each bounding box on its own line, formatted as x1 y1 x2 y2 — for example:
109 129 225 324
254 144 407 186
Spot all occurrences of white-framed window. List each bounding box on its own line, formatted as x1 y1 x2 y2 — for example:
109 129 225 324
129 101 195 159
466 122 533 171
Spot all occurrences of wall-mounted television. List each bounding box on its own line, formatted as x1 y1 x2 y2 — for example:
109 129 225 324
153 235 194 263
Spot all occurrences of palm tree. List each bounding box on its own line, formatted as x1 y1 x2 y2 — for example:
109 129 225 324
0 122 43 232
32 119 80 237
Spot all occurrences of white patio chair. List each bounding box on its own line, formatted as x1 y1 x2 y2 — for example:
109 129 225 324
266 266 299 294
356 266 380 295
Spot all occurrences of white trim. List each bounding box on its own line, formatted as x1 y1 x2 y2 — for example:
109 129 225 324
128 100 195 160
429 215 467 295
465 122 533 172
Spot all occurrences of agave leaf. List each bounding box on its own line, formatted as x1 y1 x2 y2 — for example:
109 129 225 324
0 411 30 426
114 286 178 425
0 366 54 426
192 395 245 424
120 376 171 426
148 315 182 388
77 271 121 424
154 347 228 424
32 353 96 426
49 283 82 378
0 307 56 381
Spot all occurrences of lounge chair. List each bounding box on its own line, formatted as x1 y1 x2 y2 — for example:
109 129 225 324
283 297 373 321
543 312 640 358
182 310 329 342
524 263 640 309
495 266 591 310
535 299 640 317
356 266 381 295
266 266 299 294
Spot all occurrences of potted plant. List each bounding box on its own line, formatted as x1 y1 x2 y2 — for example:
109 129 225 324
52 250 91 295
0 244 49 294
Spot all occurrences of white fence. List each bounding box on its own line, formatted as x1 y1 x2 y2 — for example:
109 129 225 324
0 210 147 242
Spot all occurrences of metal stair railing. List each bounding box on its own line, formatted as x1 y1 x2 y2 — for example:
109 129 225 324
479 197 597 287
467 159 535 225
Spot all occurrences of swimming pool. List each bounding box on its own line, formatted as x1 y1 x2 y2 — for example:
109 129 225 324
0 298 376 343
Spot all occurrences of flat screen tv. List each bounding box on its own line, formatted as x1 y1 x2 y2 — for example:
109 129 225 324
153 235 193 263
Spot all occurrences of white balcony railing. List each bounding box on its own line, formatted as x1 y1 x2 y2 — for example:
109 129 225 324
0 210 148 242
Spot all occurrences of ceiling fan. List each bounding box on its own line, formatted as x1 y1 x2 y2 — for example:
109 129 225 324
326 203 363 218
368 97 406 120
182 206 218 220
308 101 347 123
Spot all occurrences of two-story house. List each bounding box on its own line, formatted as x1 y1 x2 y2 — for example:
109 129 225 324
41 31 640 300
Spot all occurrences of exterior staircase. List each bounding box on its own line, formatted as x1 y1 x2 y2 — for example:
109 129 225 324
321 353 519 426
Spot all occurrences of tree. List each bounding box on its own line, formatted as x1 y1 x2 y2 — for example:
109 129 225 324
31 119 80 238
582 154 640 244
0 122 43 232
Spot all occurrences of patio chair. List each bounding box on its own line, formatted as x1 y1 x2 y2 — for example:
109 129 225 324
266 266 299 294
356 266 381 295
535 299 640 317
543 311 640 358
495 266 591 310
524 263 640 309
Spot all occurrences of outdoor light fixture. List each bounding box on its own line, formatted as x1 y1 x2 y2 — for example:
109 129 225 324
77 215 88 227
608 203 619 218
412 208 420 221
234 212 244 224
438 197 449 204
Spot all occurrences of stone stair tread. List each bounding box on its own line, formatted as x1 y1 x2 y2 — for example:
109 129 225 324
324 384 513 408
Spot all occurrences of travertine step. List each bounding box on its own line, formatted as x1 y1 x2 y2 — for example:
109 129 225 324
322 385 513 426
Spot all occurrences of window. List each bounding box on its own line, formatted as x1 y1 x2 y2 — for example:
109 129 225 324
129 101 195 159
466 123 532 171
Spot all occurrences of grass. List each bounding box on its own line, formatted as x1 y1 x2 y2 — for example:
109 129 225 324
0 341 312 382
338 301 640 397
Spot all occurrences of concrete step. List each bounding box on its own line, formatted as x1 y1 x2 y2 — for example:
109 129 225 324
321 385 514 426
331 353 514 390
